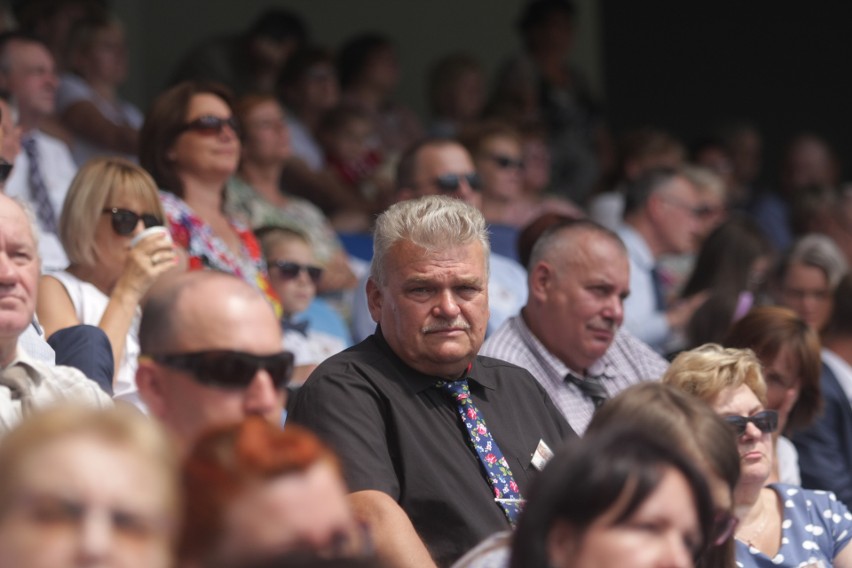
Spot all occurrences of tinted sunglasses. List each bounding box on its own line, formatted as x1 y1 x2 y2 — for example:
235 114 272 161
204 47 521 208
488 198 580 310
723 409 778 437
434 172 481 193
147 350 294 390
269 261 323 284
486 153 524 170
711 510 738 547
101 208 162 236
0 159 12 183
178 115 240 137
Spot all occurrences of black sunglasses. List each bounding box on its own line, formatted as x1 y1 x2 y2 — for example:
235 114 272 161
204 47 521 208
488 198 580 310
0 159 12 183
486 153 524 170
178 115 240 137
269 261 323 284
101 208 162 236
147 350 294 390
723 409 778 437
433 172 481 193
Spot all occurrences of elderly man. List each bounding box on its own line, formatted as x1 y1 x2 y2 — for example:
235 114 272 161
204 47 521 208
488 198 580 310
292 196 573 567
0 194 110 429
617 167 707 352
135 271 291 452
480 219 668 434
351 137 527 342
0 32 76 271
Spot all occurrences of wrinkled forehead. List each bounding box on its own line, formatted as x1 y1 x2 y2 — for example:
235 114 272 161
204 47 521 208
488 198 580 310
0 197 37 247
416 143 475 179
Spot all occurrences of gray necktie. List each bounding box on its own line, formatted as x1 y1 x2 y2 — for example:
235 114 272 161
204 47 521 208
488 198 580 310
21 135 58 235
0 365 34 417
565 373 608 409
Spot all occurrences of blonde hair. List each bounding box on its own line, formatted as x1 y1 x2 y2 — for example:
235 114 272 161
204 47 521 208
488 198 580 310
59 157 164 267
0 405 180 520
662 344 767 405
370 195 490 284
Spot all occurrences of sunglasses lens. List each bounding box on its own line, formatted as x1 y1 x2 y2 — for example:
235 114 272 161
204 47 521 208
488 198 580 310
435 175 460 192
111 210 138 235
466 173 482 190
141 214 163 229
306 266 323 284
273 262 301 279
155 351 293 390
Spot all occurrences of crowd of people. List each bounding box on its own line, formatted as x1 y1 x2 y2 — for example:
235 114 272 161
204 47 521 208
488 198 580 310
2 1 852 567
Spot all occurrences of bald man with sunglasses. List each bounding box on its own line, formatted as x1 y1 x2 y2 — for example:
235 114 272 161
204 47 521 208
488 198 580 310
136 271 292 452
350 138 528 342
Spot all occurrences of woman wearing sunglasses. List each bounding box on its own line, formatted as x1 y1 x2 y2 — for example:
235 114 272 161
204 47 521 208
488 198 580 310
663 344 852 568
139 81 280 314
37 157 177 410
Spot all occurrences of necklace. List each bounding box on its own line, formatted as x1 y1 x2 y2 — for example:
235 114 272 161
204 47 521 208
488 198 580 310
736 494 773 548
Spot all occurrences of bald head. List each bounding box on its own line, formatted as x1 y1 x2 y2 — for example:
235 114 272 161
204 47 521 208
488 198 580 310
139 271 281 355
528 219 626 272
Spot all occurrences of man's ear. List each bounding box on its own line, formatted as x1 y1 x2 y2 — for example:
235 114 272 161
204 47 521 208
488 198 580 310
529 261 553 303
366 277 383 324
135 361 167 420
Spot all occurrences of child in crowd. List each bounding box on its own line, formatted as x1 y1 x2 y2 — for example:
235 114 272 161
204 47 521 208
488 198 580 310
257 226 347 385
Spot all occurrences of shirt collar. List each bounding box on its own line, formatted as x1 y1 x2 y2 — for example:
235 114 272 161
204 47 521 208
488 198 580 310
2 347 45 387
618 223 655 271
371 327 495 394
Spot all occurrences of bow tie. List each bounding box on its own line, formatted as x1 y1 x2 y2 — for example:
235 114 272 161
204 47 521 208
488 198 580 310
282 319 309 336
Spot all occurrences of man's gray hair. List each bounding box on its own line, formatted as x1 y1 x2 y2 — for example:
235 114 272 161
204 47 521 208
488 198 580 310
370 195 490 284
7 196 40 251
528 218 625 271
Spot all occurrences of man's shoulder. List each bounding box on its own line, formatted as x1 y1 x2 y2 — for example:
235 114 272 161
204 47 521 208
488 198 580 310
480 316 529 359
605 328 668 377
19 354 111 406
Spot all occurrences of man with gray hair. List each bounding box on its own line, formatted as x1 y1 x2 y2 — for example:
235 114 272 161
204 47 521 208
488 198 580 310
480 219 668 434
0 193 110 431
291 196 573 568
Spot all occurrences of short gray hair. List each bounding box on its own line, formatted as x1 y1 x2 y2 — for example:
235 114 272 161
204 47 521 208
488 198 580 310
528 219 625 271
784 233 848 290
370 195 490 284
6 195 40 252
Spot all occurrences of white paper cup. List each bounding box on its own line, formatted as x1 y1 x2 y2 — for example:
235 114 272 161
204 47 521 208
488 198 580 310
130 226 172 248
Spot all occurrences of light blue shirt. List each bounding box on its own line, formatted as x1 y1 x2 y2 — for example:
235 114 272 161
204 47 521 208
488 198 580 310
616 224 670 352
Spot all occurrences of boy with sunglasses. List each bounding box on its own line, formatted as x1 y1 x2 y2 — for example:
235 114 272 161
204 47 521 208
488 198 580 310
257 226 346 385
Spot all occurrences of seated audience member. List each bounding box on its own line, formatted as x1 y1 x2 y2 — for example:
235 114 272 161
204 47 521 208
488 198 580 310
480 219 667 434
179 416 372 567
724 307 822 485
750 133 839 253
663 345 852 568
0 32 77 270
0 405 180 568
37 158 177 410
517 123 584 221
170 8 308 96
588 127 685 230
317 105 393 208
291 196 574 567
426 52 485 139
139 80 281 312
350 138 528 343
257 227 347 385
278 46 339 172
57 15 142 166
774 233 847 334
337 33 423 158
226 94 357 293
0 194 111 431
136 271 291 453
617 167 708 353
455 382 739 568
790 274 852 506
510 426 714 568
679 217 773 349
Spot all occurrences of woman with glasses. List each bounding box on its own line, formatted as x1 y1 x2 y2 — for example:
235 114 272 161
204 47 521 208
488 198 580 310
139 80 280 314
0 405 180 568
663 344 852 568
37 157 177 409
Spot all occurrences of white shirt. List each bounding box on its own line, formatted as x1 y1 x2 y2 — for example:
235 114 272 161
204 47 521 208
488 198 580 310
287 115 324 171
616 223 670 352
4 129 76 271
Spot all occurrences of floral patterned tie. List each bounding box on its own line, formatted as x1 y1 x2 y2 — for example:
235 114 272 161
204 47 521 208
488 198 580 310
436 378 523 525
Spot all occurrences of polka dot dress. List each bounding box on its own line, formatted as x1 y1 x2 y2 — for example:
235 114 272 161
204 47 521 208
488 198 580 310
735 484 852 567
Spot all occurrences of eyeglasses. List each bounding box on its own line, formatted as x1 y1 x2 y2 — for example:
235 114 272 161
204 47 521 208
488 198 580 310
146 350 294 390
711 510 738 546
723 409 779 437
177 115 240 137
0 159 12 183
485 153 524 170
660 195 718 219
433 172 481 193
101 208 162 236
269 261 323 284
